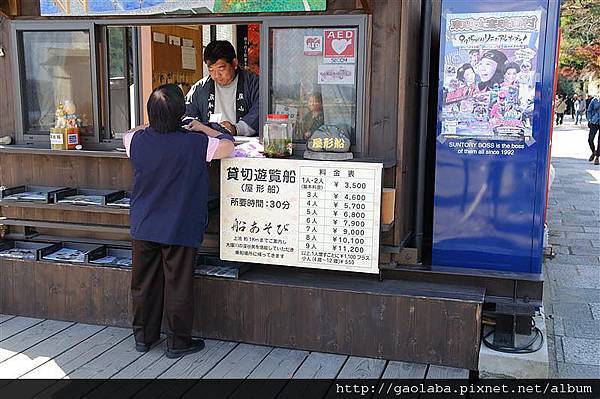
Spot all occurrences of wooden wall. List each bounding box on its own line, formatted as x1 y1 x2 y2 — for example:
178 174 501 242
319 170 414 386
0 259 484 370
150 25 203 87
0 13 14 139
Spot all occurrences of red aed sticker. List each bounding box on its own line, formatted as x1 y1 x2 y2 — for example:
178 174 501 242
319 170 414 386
323 29 356 63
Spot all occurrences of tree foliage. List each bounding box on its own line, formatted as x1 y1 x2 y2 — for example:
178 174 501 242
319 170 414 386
559 0 600 80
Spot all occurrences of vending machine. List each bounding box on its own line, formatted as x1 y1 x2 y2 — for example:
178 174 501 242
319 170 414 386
431 0 561 274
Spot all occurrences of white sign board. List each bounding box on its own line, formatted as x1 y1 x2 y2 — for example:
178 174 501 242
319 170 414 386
220 158 383 274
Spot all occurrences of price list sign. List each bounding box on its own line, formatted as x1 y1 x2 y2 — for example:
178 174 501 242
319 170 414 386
220 158 382 274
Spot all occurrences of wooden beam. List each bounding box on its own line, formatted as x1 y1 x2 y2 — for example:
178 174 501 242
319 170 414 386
8 0 18 16
140 26 153 124
359 0 372 14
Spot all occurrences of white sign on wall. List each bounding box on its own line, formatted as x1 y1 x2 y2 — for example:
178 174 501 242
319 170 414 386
220 158 382 274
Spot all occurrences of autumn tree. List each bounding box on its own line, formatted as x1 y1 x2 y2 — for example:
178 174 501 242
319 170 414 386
559 0 600 91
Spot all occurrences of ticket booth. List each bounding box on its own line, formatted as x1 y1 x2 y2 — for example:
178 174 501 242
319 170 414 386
0 0 560 371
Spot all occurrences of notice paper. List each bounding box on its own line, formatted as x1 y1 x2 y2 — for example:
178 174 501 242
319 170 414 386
182 46 196 70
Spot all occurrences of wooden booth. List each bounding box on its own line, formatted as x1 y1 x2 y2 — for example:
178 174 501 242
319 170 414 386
0 1 500 371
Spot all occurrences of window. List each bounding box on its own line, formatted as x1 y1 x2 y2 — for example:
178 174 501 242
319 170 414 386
270 27 358 144
106 27 137 139
262 17 367 153
12 16 366 151
19 30 94 138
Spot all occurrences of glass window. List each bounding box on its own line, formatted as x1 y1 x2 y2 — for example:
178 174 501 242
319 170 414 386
107 27 136 139
270 27 358 144
21 31 94 136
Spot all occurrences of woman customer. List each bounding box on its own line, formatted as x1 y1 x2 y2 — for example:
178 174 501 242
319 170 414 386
555 95 566 125
124 84 234 358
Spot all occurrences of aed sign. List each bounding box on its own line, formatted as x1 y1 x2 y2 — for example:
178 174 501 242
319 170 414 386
323 29 356 63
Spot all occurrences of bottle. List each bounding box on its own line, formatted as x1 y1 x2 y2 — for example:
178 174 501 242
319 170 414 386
263 114 292 158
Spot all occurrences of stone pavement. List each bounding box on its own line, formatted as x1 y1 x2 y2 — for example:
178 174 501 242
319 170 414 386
544 119 600 378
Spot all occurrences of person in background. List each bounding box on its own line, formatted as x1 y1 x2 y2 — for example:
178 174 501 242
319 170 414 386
185 40 259 137
124 84 234 358
575 94 586 125
586 94 594 110
565 95 574 120
586 94 600 165
555 95 566 125
301 92 325 140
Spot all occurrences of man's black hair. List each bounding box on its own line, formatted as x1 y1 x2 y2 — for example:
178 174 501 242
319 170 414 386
147 84 186 133
204 40 237 65
469 49 480 55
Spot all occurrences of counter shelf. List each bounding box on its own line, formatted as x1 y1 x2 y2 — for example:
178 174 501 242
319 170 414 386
41 241 105 264
194 255 249 279
88 247 133 269
106 191 131 209
0 240 61 261
0 185 71 203
54 188 125 207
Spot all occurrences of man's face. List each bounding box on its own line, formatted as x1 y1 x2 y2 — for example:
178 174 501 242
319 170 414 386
207 58 238 86
470 52 480 65
478 58 498 82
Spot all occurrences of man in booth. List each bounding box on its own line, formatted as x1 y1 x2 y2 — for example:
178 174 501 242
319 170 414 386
184 40 259 136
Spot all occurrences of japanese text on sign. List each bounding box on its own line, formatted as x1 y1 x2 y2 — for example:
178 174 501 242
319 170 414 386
220 158 383 274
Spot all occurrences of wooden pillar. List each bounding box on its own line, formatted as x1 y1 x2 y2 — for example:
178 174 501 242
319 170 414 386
0 12 15 138
140 26 153 124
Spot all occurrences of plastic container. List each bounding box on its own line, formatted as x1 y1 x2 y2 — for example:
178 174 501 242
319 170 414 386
263 114 292 158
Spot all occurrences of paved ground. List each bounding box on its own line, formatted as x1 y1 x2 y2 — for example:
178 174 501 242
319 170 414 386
544 118 600 378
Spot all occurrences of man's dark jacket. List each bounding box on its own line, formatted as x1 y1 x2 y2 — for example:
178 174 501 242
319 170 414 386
185 69 259 134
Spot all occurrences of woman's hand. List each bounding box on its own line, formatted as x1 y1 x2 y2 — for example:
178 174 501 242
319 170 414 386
184 120 223 138
183 119 206 133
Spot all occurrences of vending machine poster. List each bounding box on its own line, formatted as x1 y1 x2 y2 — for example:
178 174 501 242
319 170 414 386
439 10 542 155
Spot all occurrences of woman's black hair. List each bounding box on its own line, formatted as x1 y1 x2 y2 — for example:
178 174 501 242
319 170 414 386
204 40 237 65
147 84 186 133
504 61 521 74
456 63 474 82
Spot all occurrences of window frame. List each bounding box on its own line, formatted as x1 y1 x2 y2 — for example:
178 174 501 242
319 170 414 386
261 16 368 155
11 21 101 146
99 25 141 145
10 15 368 153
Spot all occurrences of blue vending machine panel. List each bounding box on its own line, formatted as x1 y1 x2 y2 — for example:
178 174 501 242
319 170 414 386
432 0 560 273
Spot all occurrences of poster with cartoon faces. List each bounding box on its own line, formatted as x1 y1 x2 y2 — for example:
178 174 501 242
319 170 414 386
439 10 542 141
